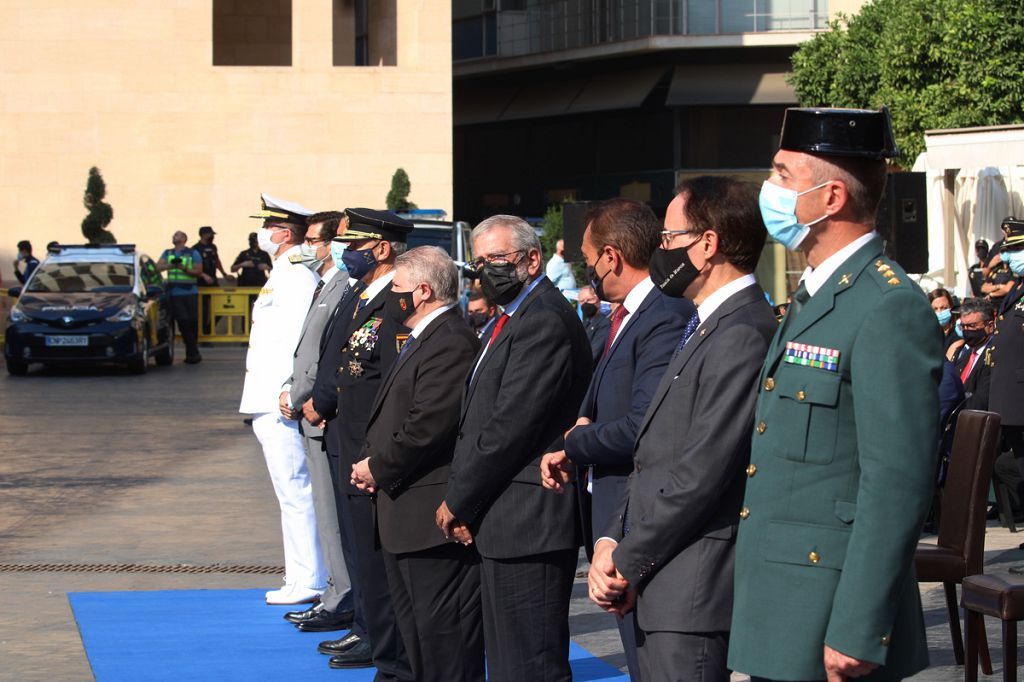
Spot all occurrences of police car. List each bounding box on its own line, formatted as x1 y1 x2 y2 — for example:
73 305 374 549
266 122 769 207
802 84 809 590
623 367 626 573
4 244 173 375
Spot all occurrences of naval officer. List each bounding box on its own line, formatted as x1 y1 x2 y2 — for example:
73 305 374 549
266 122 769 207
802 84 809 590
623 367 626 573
728 108 944 681
240 193 326 605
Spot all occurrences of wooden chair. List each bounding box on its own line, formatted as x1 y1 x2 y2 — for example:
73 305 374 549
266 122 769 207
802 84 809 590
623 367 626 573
914 409 1001 673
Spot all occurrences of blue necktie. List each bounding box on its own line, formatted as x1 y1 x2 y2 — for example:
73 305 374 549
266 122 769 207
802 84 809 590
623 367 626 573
672 311 701 360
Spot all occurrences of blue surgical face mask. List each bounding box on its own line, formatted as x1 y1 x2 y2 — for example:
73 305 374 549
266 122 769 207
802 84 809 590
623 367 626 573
935 308 952 326
758 180 831 251
342 245 378 280
1004 249 1024 276
330 241 349 273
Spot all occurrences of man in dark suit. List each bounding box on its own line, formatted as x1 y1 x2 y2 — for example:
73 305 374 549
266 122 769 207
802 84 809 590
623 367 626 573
588 177 776 681
540 198 691 680
436 215 592 682
950 296 995 411
579 284 611 364
303 208 414 678
350 246 484 681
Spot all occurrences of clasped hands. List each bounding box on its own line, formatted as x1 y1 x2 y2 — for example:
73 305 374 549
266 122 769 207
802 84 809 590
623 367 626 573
588 539 635 617
434 501 473 546
350 457 377 493
539 417 592 493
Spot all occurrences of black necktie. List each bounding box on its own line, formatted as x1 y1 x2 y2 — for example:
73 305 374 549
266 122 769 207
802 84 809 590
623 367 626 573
310 280 325 305
790 281 810 316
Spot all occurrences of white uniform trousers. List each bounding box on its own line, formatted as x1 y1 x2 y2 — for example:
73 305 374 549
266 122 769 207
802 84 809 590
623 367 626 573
252 412 327 590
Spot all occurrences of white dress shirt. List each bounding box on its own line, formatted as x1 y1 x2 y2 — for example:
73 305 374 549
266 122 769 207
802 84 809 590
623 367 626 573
608 277 656 347
696 274 758 326
800 231 878 296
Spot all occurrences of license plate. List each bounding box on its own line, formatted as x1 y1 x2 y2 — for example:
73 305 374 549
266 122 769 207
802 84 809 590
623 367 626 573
45 335 89 347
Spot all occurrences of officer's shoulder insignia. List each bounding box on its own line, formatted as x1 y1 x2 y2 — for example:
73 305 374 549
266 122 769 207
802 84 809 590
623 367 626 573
396 333 410 354
887 277 901 286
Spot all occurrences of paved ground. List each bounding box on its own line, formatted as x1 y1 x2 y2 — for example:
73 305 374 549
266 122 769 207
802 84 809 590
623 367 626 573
0 344 1021 680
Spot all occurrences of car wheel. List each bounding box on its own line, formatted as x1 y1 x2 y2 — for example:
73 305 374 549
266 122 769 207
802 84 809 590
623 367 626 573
5 358 28 376
129 334 148 374
154 331 174 366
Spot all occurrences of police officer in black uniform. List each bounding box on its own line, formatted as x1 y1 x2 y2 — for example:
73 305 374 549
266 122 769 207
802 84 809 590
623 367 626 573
303 208 414 677
990 218 1024 491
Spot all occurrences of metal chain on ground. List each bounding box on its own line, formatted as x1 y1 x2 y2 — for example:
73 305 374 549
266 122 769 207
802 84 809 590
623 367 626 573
0 563 283 574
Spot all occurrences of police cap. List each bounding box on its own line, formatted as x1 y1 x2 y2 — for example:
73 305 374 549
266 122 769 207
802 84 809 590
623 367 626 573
343 208 414 243
1000 217 1024 252
779 107 898 160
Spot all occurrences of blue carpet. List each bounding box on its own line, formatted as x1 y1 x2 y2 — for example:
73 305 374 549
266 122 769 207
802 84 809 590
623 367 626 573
69 588 628 681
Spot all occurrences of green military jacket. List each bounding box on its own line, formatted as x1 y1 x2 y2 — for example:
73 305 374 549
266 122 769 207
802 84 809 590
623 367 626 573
728 237 943 680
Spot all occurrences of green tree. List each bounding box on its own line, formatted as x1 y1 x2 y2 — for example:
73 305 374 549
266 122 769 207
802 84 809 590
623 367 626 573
385 168 418 212
539 204 563 260
788 0 1024 165
81 167 116 244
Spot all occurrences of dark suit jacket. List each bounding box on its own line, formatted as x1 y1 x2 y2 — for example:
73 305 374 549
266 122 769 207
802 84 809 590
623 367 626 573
954 341 991 412
311 279 365 421
608 284 776 633
331 280 409 495
446 277 592 559
365 309 481 555
988 280 1024 425
565 285 692 549
584 312 612 366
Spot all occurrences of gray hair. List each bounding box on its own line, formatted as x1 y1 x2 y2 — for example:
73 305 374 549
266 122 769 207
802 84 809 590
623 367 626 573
472 214 542 258
388 241 408 257
396 245 458 305
959 297 996 324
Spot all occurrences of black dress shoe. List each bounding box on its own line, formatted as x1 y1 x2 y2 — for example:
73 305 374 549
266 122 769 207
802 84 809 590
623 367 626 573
327 639 372 668
283 602 322 624
296 608 354 632
318 632 362 656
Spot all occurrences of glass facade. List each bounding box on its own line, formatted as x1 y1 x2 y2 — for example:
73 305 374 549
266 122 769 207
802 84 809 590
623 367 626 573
453 0 828 60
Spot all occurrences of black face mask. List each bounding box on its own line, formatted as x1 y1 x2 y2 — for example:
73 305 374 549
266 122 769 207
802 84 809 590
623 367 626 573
588 262 611 302
580 302 598 319
649 245 700 298
480 261 525 306
385 289 417 325
468 311 490 329
962 327 989 349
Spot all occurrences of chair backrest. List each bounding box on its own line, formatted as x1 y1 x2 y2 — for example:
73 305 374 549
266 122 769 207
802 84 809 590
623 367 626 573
937 409 1002 575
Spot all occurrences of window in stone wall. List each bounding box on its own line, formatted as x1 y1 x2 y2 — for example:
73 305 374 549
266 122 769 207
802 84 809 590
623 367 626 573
213 0 292 66
334 0 397 66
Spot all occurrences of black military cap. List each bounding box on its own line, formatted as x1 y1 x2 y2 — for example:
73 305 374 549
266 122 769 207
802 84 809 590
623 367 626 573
779 107 899 160
198 225 216 236
999 217 1024 252
344 208 414 243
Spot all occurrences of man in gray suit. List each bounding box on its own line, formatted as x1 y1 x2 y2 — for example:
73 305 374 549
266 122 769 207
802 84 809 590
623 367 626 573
278 211 357 633
588 176 776 681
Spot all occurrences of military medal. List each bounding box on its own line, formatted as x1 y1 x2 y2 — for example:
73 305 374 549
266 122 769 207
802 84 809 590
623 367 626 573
348 360 364 377
784 342 839 372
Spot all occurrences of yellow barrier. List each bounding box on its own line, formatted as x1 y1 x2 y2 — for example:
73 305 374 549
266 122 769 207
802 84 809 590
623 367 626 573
197 286 262 343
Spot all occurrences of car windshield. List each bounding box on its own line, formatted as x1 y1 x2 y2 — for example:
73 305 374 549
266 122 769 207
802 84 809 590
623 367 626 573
25 262 135 293
407 228 453 256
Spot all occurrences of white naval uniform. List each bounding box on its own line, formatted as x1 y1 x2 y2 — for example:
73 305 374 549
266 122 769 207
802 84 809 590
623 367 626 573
240 244 326 591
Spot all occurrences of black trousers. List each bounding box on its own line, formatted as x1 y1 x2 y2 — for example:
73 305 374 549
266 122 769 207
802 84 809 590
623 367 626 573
479 548 578 682
342 493 411 681
324 443 366 637
382 542 484 682
636 629 729 682
167 294 200 360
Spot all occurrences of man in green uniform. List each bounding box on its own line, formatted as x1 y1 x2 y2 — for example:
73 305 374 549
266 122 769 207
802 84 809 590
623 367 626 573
728 108 944 681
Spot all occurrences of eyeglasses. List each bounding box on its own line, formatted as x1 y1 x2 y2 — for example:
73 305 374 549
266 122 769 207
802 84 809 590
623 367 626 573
659 229 702 249
468 250 525 271
304 237 328 246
